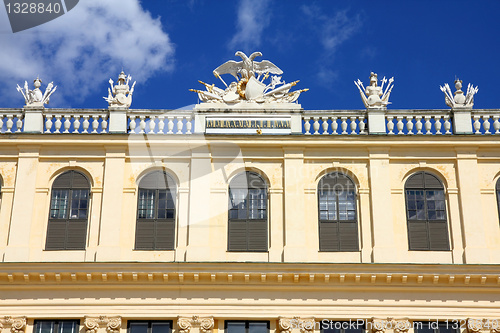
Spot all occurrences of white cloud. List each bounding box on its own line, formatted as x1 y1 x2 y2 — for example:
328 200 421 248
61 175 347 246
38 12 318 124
228 0 271 52
302 6 361 86
0 0 174 106
302 6 361 57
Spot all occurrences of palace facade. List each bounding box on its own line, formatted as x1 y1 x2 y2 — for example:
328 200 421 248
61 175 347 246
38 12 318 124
0 60 500 333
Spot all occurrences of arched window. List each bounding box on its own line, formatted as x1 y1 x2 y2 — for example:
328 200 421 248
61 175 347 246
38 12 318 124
46 170 90 250
228 171 267 252
136 170 176 250
405 171 449 251
318 172 358 251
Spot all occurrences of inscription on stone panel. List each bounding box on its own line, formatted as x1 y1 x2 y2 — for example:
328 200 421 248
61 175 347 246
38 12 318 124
205 117 292 134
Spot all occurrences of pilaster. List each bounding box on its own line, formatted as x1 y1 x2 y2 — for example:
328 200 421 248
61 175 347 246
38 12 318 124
95 148 126 261
455 148 490 263
3 147 39 262
368 148 398 262
282 148 308 261
185 146 213 261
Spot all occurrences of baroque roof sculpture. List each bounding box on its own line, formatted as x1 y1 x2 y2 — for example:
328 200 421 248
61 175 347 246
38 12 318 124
17 77 57 107
354 72 394 110
440 79 478 109
190 51 308 108
104 71 136 108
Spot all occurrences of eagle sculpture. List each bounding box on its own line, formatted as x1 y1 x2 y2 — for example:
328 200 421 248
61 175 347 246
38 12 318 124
213 51 283 80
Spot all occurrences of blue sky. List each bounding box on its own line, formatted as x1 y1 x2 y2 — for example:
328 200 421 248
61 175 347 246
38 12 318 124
1 0 500 110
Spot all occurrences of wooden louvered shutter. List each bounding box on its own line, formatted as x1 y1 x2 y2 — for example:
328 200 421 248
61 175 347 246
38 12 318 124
318 172 359 252
407 220 429 250
45 220 68 250
135 171 176 250
66 220 87 249
228 172 268 252
339 221 359 251
46 171 90 250
155 219 175 250
228 220 248 251
247 219 267 251
428 220 450 250
319 222 339 251
135 220 155 250
405 171 449 251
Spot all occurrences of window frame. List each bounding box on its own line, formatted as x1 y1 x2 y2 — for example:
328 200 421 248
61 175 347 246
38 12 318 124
227 171 268 252
135 171 177 251
405 171 450 251
317 172 359 252
225 321 270 333
34 320 80 333
127 320 173 333
45 170 90 251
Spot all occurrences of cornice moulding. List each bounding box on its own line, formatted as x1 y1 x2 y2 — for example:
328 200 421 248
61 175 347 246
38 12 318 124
0 262 499 288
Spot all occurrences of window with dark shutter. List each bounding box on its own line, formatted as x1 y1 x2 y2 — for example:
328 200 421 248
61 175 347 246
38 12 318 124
226 321 269 333
405 171 450 251
318 172 359 252
135 170 176 250
46 171 90 250
34 319 80 333
228 171 268 252
129 321 172 333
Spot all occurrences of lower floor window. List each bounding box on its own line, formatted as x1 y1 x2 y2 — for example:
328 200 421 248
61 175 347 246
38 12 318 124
129 321 172 333
226 321 269 333
414 322 459 333
34 321 79 333
322 321 365 333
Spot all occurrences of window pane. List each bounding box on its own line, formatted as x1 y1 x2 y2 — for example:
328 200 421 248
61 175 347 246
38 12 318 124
151 323 171 333
50 189 69 219
70 189 89 219
226 322 246 333
37 322 55 333
138 189 155 219
158 190 167 219
248 323 268 333
59 322 79 333
129 323 148 333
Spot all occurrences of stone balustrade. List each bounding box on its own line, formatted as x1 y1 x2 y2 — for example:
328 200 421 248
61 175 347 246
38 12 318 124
385 110 453 135
2 107 500 135
0 109 23 133
43 109 109 134
127 110 193 134
471 110 500 134
302 111 368 135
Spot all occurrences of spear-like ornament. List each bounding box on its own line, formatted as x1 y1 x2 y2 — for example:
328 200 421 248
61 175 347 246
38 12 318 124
380 76 387 91
130 81 136 96
213 72 228 88
16 84 27 102
382 77 394 100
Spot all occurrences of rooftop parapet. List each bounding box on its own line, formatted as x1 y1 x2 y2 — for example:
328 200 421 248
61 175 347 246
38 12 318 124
0 107 499 136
